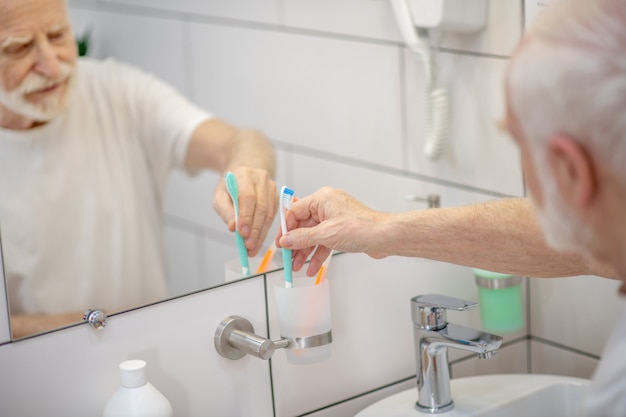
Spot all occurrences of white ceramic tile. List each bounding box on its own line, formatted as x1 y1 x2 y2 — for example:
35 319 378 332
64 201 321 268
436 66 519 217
529 275 622 356
68 7 188 94
0 278 272 417
268 252 490 417
289 154 497 215
308 378 417 417
163 224 201 297
530 340 598 379
451 339 528 379
275 148 291 188
189 22 404 170
97 0 280 24
200 235 248 286
163 170 225 231
282 1 522 57
405 50 524 196
283 0 400 41
438 1 523 57
164 222 274 300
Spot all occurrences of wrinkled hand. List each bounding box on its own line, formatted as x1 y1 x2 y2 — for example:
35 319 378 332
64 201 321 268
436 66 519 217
214 167 278 257
276 187 386 276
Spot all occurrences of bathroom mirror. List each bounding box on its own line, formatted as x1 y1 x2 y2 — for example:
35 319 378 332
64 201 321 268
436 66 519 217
0 2 284 341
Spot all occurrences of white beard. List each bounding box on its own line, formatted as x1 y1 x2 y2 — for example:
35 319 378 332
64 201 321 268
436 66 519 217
0 61 75 122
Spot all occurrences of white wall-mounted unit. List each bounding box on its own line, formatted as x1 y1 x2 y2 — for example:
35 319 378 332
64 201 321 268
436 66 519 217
406 0 488 33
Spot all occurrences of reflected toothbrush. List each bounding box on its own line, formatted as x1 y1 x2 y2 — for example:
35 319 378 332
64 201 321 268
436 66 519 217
279 186 295 288
256 242 277 273
225 172 250 275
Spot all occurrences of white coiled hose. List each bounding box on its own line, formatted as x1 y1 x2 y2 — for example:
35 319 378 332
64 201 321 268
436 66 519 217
423 86 449 160
390 0 449 161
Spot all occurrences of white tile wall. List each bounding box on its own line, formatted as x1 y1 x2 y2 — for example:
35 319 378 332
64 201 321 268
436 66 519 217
1 1 618 417
308 379 417 417
289 154 499 213
530 340 599 379
188 22 405 171
267 253 484 417
68 7 188 94
529 275 622 356
282 0 522 57
164 170 224 231
404 50 524 196
0 278 272 416
282 0 400 42
163 224 201 297
99 0 280 25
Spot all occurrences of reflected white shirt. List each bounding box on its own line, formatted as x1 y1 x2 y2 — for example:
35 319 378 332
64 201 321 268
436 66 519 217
0 58 210 315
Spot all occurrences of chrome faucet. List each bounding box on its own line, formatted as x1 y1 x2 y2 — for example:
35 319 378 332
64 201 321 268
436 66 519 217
411 294 503 414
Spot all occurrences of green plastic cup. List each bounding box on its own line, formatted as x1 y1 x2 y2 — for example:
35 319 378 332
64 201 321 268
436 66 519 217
474 268 524 333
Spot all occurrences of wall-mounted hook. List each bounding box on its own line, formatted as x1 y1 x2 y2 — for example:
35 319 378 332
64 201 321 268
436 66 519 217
83 309 108 330
404 194 440 208
214 316 332 361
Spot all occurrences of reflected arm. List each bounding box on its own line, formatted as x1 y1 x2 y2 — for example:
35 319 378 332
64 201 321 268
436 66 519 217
184 118 278 256
10 312 85 339
184 118 276 178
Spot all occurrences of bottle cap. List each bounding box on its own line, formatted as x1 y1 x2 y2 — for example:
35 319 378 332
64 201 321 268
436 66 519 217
119 360 148 388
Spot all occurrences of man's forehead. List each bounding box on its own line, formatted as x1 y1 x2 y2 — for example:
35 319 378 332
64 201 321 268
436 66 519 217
0 0 69 37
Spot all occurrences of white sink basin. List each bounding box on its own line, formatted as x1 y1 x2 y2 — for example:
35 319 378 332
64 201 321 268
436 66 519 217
355 374 590 417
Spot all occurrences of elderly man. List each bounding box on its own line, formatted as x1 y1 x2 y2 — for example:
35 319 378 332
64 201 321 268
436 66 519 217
278 0 625 414
505 1 626 413
0 0 278 338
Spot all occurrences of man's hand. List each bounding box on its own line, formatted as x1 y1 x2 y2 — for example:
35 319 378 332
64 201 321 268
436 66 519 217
277 187 386 276
214 167 278 257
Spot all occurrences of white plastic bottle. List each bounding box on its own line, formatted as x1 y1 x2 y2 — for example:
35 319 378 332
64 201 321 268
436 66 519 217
102 360 173 417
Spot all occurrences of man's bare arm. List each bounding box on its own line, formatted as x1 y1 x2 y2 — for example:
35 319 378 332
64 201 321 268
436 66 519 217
381 198 615 278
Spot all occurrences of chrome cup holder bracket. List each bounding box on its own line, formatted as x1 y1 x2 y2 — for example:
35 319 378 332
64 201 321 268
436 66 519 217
214 315 332 361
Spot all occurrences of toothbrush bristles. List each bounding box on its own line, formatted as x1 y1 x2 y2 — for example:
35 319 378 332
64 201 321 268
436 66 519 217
281 187 294 208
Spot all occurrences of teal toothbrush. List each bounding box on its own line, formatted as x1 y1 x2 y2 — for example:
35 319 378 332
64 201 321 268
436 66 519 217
225 172 250 275
279 186 295 288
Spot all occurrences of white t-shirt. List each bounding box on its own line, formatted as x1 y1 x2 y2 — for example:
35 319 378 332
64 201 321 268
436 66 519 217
584 298 626 416
0 58 210 315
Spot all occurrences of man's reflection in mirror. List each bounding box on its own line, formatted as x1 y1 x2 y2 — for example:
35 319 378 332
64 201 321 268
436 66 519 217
0 0 278 339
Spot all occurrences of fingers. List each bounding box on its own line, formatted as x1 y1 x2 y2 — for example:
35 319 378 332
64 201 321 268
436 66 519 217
279 224 326 273
279 226 315 251
306 245 332 276
213 182 237 232
245 185 278 257
219 168 278 257
291 246 315 272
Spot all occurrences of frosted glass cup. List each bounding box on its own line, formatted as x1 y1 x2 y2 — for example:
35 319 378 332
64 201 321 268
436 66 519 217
274 277 332 365
224 256 277 282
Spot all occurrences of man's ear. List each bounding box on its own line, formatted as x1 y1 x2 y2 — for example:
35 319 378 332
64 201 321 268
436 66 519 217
547 134 596 208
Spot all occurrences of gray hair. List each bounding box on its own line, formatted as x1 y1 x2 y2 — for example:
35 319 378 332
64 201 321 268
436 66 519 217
508 0 626 181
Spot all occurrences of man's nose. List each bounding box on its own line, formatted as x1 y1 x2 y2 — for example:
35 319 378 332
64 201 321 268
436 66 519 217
33 41 62 79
